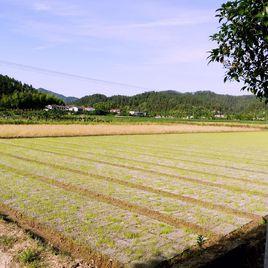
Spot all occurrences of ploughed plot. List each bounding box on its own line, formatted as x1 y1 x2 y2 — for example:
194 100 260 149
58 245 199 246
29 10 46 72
0 132 267 267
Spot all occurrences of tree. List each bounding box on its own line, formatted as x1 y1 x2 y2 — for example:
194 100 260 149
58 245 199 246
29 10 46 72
93 102 112 115
208 0 268 103
0 74 64 109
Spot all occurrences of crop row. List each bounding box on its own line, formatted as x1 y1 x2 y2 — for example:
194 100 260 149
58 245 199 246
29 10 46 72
0 143 267 216
1 141 268 197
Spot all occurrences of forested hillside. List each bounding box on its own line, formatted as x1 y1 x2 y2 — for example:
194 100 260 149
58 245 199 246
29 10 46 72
0 75 64 109
74 90 266 119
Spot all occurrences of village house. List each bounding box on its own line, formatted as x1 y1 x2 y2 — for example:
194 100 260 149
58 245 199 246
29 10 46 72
129 111 147 117
110 108 121 114
68 106 83 112
45 105 84 112
84 106 95 112
45 104 68 111
214 113 226 119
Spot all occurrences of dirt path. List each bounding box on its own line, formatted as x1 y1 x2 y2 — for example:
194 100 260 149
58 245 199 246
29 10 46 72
0 124 263 138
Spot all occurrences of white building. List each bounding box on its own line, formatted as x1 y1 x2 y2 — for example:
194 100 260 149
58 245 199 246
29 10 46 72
68 106 79 112
84 107 95 112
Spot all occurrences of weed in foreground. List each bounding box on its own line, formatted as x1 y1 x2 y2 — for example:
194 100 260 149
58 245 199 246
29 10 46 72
125 232 140 239
196 235 206 248
18 248 41 265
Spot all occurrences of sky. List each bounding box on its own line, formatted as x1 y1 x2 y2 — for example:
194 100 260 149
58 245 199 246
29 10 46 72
0 0 246 97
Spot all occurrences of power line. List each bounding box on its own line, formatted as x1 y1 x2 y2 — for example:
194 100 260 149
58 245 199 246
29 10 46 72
0 59 153 91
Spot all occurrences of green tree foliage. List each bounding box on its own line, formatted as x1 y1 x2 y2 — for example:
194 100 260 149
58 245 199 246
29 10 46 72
77 94 108 106
208 0 268 102
74 90 265 119
93 101 112 115
0 75 64 109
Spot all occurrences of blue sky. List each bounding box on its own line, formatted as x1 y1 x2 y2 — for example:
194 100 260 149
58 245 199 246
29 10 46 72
0 0 245 97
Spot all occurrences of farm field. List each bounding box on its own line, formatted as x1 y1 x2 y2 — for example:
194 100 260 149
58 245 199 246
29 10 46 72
0 131 267 267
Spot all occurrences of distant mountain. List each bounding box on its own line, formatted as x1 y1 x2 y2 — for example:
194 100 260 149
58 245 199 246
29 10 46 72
38 88 78 104
73 90 266 118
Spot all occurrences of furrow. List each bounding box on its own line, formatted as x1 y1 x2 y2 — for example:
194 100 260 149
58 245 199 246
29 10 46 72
47 139 268 176
0 163 217 238
28 139 268 181
3 141 268 188
1 150 267 199
0 202 122 268
0 162 260 221
75 140 268 175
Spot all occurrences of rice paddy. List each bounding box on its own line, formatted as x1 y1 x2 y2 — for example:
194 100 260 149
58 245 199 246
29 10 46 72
0 131 267 267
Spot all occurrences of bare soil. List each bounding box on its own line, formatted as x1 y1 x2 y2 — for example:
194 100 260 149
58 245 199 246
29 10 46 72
0 215 94 268
0 124 262 138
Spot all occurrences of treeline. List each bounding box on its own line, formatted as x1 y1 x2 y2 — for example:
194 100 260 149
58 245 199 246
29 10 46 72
0 75 64 109
74 91 266 119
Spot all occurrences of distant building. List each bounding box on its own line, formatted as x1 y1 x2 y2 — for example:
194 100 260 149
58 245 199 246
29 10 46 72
110 108 121 114
45 105 89 113
214 114 226 119
45 105 67 111
68 106 83 112
185 115 194 119
84 107 95 112
129 111 147 117
45 105 53 111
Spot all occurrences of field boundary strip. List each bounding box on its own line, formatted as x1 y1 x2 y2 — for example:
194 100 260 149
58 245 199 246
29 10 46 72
0 163 218 238
2 141 268 190
0 161 260 222
0 124 263 139
0 202 121 268
1 149 267 200
45 139 268 176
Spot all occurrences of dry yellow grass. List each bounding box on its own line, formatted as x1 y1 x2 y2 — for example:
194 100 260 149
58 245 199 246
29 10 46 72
0 124 263 138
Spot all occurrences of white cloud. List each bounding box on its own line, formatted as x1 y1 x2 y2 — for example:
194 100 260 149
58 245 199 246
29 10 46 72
5 0 215 69
11 0 84 17
33 2 51 11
